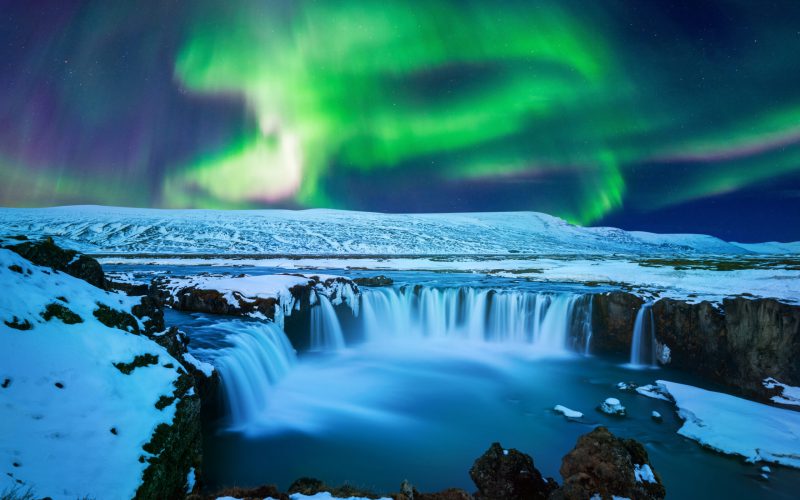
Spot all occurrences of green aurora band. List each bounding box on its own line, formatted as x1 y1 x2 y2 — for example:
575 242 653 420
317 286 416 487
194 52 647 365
1 0 799 230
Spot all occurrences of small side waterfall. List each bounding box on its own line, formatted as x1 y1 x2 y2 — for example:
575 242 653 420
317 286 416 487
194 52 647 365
213 321 297 428
629 302 657 367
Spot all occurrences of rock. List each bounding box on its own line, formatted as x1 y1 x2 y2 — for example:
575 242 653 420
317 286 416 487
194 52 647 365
598 398 626 417
288 477 326 496
469 442 557 500
132 294 166 334
416 489 473 500
652 297 800 399
200 485 288 500
591 292 644 355
354 275 394 287
555 426 665 500
401 479 414 500
4 236 107 289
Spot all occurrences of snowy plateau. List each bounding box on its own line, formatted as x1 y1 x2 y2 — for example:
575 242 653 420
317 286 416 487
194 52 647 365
2 205 798 256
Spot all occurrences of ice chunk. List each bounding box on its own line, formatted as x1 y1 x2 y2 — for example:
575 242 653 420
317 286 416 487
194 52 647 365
763 377 800 407
636 384 672 401
634 463 657 483
554 404 583 419
599 397 626 416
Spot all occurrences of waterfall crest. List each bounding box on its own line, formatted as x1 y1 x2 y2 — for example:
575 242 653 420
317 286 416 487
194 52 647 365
358 287 592 353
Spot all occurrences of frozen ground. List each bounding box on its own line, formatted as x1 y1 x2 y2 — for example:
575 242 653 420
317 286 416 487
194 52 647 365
0 249 187 499
2 205 796 256
655 380 800 468
103 256 800 304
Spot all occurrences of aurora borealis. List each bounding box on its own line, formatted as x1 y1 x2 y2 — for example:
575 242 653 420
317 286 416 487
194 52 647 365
1 1 799 240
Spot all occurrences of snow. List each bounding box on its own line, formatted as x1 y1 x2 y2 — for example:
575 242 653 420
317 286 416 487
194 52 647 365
763 377 800 407
98 255 800 305
651 411 662 420
162 273 359 318
290 494 392 500
554 404 583 419
656 380 800 468
634 463 657 483
183 352 215 377
599 397 626 416
635 384 672 401
731 241 800 255
0 249 186 499
3 205 793 256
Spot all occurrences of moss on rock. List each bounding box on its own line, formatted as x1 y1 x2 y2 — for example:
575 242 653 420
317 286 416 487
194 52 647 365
113 354 159 375
94 303 140 334
40 303 83 324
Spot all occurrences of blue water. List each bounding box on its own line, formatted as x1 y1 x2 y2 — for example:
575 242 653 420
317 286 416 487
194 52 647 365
111 263 800 499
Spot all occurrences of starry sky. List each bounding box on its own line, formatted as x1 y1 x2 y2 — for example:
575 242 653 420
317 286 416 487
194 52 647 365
1 0 799 242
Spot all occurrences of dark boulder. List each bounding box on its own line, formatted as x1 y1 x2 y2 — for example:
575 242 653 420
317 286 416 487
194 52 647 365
288 477 326 496
554 426 665 500
4 237 107 289
354 275 394 287
469 442 557 500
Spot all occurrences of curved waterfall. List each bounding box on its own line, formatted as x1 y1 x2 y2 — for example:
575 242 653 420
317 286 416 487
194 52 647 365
212 321 297 428
207 285 596 431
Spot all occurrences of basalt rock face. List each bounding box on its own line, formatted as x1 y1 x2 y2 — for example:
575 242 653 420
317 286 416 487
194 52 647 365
3 236 107 289
653 297 800 397
469 442 558 500
159 275 358 322
590 292 643 356
554 427 665 500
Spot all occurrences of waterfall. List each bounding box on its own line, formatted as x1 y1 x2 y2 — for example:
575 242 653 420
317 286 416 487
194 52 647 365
356 287 592 352
629 302 657 367
208 285 595 431
309 294 346 351
212 320 297 428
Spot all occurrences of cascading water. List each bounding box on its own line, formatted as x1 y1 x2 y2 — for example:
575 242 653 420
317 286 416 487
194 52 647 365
629 302 657 367
309 293 346 351
211 320 297 429
208 285 595 432
357 287 593 353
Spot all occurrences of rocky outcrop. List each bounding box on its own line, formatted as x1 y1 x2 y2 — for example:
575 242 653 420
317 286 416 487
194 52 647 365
3 236 107 289
554 427 665 500
469 442 558 499
353 275 394 287
157 274 359 322
653 297 800 397
588 290 800 400
590 292 643 355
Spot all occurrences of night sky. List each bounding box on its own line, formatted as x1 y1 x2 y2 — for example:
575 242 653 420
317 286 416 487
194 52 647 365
1 1 799 242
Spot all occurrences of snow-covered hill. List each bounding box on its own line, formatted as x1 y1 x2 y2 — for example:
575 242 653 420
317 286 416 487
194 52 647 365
0 248 195 499
0 205 796 256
